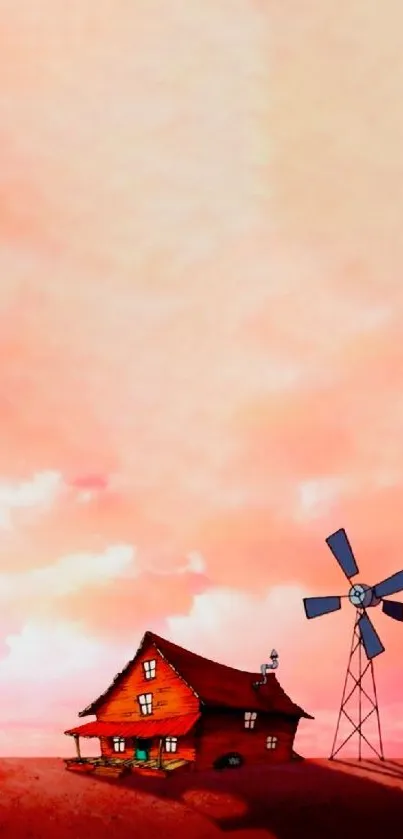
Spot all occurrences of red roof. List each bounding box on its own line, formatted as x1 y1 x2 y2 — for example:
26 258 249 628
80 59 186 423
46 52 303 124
79 631 313 719
65 712 200 739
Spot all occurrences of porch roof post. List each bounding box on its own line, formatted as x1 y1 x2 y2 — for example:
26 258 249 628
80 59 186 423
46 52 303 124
74 734 82 760
157 737 164 769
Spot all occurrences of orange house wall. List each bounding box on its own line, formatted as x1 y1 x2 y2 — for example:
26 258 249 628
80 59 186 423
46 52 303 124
100 733 196 762
96 641 199 722
94 640 198 761
194 710 298 770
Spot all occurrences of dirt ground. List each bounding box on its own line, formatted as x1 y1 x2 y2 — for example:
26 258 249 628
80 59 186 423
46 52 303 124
0 757 403 839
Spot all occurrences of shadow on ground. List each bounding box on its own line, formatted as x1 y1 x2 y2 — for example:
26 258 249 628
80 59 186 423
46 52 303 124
78 758 403 838
333 757 403 781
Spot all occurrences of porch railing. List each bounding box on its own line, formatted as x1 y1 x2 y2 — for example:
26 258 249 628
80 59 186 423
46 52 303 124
64 755 189 771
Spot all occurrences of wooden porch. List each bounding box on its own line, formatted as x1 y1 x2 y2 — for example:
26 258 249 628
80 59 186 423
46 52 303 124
64 713 199 777
64 755 191 778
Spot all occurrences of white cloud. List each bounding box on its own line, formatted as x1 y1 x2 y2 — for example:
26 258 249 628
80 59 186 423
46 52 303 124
36 543 137 595
0 619 134 733
178 550 206 575
142 549 207 577
295 476 347 520
76 490 96 504
166 583 311 671
0 543 137 600
0 622 103 682
0 542 205 607
0 470 64 528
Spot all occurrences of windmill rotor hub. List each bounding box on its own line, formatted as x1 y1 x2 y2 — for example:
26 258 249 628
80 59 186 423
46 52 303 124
348 583 380 608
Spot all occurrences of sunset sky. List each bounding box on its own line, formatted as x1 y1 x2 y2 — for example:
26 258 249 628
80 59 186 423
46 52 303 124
1 0 403 758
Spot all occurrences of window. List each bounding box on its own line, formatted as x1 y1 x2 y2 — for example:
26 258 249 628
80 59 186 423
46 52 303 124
266 735 278 750
244 711 257 729
112 737 126 753
143 659 156 680
164 737 178 753
138 693 153 715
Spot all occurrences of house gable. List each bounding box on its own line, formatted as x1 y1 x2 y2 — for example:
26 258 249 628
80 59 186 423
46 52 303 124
78 630 312 722
88 637 200 722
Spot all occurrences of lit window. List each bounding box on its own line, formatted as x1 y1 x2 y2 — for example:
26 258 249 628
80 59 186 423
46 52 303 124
164 737 178 753
244 711 257 729
138 693 153 715
143 659 156 680
266 735 278 750
112 737 126 753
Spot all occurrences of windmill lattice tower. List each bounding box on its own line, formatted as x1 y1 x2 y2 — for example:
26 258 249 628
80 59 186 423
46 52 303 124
303 528 403 761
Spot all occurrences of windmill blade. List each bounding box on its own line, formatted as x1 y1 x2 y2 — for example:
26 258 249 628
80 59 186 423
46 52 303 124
358 613 385 659
382 599 403 622
374 570 403 599
303 596 341 619
326 528 359 579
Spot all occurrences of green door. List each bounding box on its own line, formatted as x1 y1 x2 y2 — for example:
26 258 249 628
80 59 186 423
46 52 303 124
135 738 151 760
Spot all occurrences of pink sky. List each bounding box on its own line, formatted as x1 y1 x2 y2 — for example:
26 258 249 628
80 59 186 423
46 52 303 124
1 0 403 758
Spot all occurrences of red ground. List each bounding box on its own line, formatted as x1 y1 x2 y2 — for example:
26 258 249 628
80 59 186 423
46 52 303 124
0 757 402 839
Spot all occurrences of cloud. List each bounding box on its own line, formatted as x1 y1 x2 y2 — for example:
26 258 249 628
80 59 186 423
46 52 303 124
69 474 110 492
0 543 137 601
0 621 104 683
0 470 64 528
165 583 326 676
0 543 207 605
0 541 209 647
76 490 96 504
144 549 207 577
50 562 210 642
69 473 110 505
184 551 206 574
296 477 348 521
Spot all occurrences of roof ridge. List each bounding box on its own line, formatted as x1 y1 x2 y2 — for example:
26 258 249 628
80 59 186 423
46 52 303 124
147 630 275 679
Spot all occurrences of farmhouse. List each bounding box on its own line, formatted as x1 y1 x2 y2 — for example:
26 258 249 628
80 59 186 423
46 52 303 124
65 630 312 775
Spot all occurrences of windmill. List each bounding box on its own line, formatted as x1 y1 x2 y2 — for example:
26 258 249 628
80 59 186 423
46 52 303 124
303 527 403 761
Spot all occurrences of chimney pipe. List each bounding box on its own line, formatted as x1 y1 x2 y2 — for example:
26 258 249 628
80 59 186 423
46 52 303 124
253 650 279 688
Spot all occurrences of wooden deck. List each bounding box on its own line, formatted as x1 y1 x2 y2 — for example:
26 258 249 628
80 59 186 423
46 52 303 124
64 756 190 778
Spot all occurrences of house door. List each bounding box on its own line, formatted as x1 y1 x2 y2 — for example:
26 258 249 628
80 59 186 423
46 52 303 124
135 738 152 761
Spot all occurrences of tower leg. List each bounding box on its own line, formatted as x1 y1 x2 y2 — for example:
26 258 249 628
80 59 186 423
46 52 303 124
329 610 384 761
329 611 360 760
358 624 362 761
370 658 384 761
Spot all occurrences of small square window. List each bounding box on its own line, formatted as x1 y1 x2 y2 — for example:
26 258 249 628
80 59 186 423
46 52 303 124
112 737 126 753
138 693 153 715
244 711 257 729
165 737 178 753
143 659 156 680
266 735 278 750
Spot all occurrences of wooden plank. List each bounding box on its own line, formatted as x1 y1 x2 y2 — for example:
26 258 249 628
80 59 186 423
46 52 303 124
164 759 189 771
97 641 199 724
93 765 127 778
